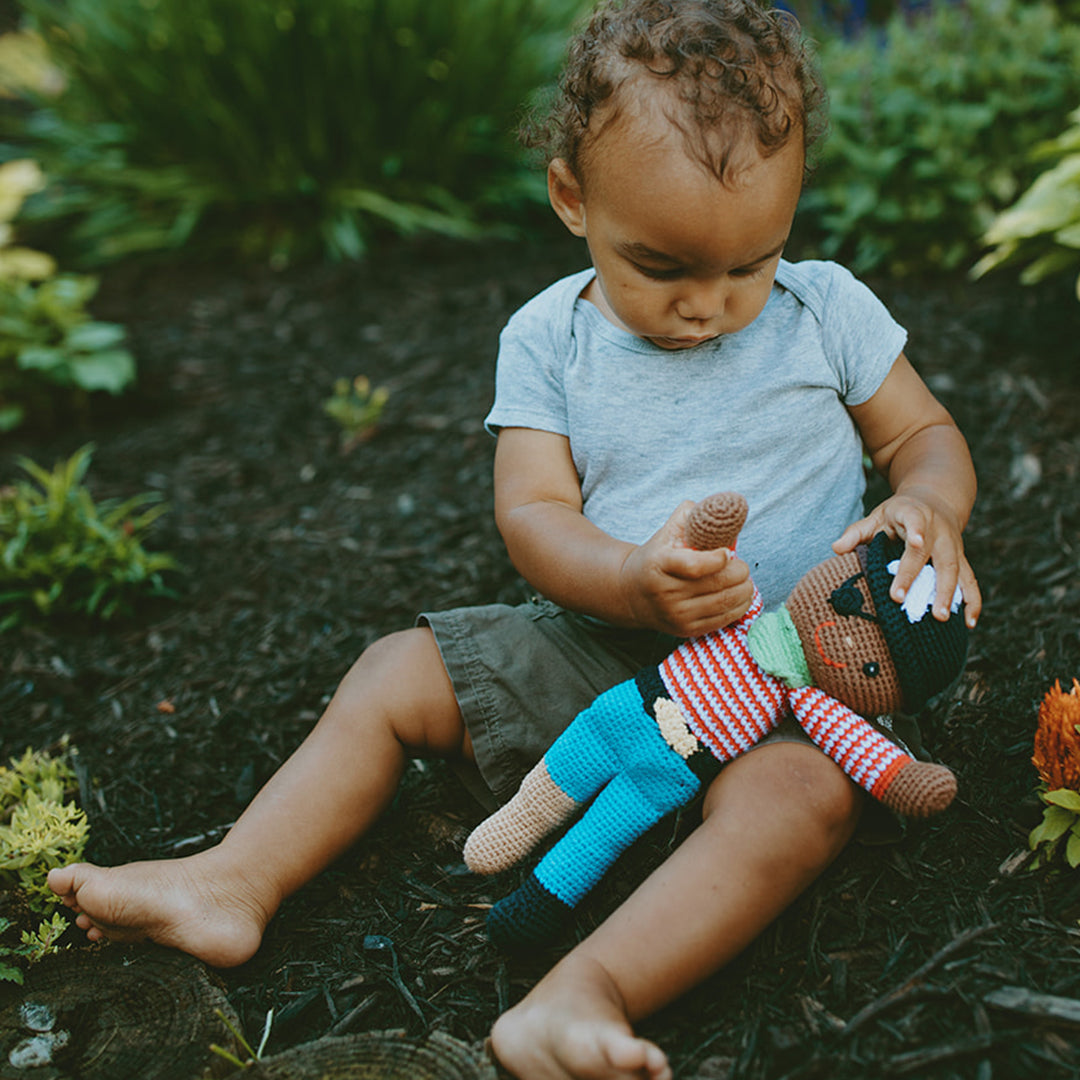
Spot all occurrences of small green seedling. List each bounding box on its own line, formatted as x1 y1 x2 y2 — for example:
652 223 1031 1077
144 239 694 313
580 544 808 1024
210 1007 274 1070
323 375 389 453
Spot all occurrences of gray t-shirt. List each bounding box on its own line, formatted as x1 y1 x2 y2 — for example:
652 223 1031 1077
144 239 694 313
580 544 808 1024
485 259 906 609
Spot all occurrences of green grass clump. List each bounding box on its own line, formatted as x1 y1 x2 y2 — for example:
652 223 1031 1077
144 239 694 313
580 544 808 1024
0 444 177 630
4 0 587 265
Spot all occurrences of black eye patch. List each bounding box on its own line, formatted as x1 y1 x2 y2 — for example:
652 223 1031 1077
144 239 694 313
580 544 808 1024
829 572 878 624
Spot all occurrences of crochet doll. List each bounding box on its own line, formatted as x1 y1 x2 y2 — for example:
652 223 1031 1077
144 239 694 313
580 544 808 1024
464 493 968 950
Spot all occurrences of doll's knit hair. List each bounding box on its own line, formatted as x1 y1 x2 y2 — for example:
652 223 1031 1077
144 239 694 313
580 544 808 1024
521 0 827 186
861 533 969 714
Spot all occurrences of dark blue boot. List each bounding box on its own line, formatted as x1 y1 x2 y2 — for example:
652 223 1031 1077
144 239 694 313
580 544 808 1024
487 872 572 951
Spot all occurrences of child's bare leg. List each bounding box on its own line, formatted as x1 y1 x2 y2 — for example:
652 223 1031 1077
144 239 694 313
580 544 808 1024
490 742 862 1080
48 627 466 967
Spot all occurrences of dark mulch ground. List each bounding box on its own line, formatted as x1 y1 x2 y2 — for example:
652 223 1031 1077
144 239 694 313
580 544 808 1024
1 228 1079 1079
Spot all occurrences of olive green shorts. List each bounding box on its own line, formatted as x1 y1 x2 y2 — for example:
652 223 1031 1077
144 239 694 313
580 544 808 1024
419 596 925 829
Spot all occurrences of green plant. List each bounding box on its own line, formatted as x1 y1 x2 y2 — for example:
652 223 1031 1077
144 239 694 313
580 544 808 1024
0 793 87 903
0 912 69 984
5 0 587 266
0 744 79 816
798 0 1080 276
323 374 389 452
972 106 1080 301
0 444 177 630
0 156 135 432
0 743 87 984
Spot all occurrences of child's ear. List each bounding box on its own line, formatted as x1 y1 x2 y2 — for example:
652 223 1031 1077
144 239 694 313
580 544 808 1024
548 158 586 237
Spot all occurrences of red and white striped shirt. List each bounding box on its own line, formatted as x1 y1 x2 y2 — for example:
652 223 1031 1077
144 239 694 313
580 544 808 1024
658 590 910 801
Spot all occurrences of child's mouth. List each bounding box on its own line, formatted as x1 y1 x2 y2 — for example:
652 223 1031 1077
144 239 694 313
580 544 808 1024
648 334 719 350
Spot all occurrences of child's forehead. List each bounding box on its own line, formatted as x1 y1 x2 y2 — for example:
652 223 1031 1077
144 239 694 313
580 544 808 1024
581 81 790 191
579 67 801 189
579 122 802 271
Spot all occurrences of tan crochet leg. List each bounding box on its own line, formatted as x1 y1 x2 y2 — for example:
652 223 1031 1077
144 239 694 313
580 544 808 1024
879 760 957 818
463 759 578 874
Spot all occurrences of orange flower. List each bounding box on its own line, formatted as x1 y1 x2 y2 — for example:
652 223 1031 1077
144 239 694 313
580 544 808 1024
1033 679 1080 791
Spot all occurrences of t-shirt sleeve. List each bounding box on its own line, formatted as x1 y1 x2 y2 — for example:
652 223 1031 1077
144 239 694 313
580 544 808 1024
819 262 908 406
484 274 585 437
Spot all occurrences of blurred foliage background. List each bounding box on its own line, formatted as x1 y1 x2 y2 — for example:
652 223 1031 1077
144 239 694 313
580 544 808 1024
794 0 1080 277
0 0 1078 431
0 0 1077 278
0 0 588 266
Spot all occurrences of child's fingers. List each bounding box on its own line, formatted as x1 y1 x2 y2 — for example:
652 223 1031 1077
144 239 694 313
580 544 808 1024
887 544 930 606
958 561 982 627
832 510 891 554
927 552 963 621
663 544 731 581
673 581 755 636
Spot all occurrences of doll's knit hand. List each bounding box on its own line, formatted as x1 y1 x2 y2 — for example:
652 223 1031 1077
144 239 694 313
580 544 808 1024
618 501 753 638
833 489 981 628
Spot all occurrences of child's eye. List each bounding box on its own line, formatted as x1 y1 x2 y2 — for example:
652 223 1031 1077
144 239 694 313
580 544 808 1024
730 264 769 280
634 263 683 281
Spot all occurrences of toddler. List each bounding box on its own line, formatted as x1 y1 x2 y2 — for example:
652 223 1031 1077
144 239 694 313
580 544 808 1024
49 2 981 1078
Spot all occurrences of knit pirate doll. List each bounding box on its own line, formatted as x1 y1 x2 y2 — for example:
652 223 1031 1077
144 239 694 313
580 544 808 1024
464 493 968 951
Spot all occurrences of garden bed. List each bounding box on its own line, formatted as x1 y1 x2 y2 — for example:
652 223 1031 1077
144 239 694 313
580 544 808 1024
1 231 1079 1078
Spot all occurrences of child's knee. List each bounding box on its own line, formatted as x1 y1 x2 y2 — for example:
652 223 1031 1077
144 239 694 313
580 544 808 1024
703 744 862 859
338 628 466 755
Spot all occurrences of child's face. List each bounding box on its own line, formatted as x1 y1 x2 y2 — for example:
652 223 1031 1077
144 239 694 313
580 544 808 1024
549 104 804 350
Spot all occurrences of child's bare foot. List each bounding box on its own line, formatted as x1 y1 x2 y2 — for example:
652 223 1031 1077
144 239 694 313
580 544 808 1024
490 954 671 1080
47 848 275 968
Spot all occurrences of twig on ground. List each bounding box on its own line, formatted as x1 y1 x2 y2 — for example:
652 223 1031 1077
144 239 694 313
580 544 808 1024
841 922 1000 1038
984 986 1080 1027
880 1032 997 1075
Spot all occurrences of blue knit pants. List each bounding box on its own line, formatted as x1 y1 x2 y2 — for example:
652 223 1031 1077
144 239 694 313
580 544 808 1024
487 677 702 948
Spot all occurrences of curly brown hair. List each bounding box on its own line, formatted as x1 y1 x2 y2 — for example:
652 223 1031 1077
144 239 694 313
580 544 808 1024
523 0 826 186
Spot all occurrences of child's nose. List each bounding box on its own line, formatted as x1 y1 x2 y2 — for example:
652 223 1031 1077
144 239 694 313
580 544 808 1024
675 278 727 322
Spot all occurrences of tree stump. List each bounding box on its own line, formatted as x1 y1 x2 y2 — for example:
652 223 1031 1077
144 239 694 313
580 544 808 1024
0 945 239 1080
229 1030 496 1080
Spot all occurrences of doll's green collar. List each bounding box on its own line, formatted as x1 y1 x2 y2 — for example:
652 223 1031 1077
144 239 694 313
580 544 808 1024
747 605 812 689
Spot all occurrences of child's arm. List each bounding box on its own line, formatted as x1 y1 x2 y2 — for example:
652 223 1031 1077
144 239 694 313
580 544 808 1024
493 426 753 637
834 353 981 627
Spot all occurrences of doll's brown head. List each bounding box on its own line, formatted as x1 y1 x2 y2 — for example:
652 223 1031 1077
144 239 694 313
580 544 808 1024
787 534 968 716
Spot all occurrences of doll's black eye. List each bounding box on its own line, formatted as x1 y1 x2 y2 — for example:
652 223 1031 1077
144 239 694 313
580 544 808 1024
863 661 880 678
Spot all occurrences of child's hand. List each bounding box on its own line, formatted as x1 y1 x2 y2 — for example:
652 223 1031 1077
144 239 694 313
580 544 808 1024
618 500 753 638
833 489 981 628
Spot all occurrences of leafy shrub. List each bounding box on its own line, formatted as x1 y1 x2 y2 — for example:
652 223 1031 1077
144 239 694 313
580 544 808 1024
0 157 135 431
799 0 1080 276
0 743 87 984
973 106 1080 302
0 444 177 630
4 0 586 266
